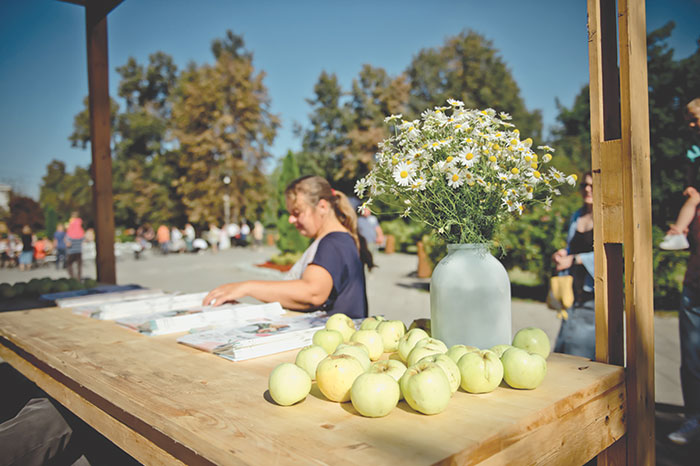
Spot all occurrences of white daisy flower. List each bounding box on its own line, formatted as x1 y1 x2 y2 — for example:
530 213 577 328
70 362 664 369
566 174 578 186
515 202 525 215
447 170 465 188
447 98 465 107
354 177 369 197
542 153 552 163
384 114 402 123
549 167 565 182
463 171 476 186
537 145 556 153
401 206 411 218
528 170 543 185
502 197 517 212
459 147 480 168
393 162 414 186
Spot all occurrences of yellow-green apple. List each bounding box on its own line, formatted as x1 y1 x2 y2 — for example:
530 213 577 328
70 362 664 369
489 344 514 358
399 361 451 415
501 347 547 389
350 373 400 417
407 338 448 367
408 318 432 336
359 316 385 330
268 362 312 406
376 320 406 352
511 327 551 359
315 354 365 402
295 345 328 379
333 343 371 370
397 328 430 362
350 329 384 360
312 329 344 354
457 350 504 394
446 344 479 363
325 313 356 342
369 359 407 400
417 353 461 393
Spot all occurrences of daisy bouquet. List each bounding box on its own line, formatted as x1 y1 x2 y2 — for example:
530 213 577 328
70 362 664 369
354 99 576 245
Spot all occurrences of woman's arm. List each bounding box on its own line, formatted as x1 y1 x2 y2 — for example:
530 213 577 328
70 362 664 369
203 264 333 310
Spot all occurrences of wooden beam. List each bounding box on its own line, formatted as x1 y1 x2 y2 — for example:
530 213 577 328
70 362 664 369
618 0 655 463
85 2 116 284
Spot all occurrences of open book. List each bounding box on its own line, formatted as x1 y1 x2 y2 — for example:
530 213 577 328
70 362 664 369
177 312 328 361
115 302 285 336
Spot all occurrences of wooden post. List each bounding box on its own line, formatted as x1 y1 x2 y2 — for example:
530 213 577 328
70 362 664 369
588 0 655 464
85 2 118 284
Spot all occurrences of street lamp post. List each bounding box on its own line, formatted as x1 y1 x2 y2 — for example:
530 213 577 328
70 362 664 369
223 176 231 226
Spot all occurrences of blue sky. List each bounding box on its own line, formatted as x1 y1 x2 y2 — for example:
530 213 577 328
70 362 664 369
1 0 698 200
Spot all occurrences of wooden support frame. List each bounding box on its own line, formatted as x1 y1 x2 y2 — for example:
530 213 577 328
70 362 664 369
588 0 655 464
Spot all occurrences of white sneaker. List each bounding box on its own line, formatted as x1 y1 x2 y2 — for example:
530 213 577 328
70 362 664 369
668 416 700 445
659 234 689 251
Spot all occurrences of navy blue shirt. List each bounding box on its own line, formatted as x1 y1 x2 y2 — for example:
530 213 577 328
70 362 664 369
54 230 66 250
310 232 368 319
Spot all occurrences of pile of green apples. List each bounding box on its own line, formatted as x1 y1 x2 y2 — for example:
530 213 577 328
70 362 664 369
268 313 551 418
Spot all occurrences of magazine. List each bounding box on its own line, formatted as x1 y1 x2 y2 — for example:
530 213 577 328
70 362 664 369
93 292 210 320
57 288 167 308
115 302 285 336
177 312 328 361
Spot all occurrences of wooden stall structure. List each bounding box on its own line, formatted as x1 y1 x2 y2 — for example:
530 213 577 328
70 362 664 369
588 0 655 464
1 0 654 463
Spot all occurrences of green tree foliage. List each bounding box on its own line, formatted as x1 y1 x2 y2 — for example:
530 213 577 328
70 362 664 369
275 151 308 253
44 205 57 238
39 160 93 225
170 31 279 224
405 30 542 141
549 86 592 176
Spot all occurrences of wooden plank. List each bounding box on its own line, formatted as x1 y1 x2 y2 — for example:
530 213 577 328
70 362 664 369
0 308 626 465
85 3 116 284
618 0 655 464
0 344 185 466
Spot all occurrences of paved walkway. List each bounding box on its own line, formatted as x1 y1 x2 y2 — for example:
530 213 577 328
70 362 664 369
0 245 684 406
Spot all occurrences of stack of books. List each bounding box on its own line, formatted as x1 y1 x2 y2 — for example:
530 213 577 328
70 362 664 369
177 312 328 361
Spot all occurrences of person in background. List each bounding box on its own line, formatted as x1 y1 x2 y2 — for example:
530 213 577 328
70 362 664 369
552 171 595 360
156 224 170 255
252 220 264 250
240 219 250 246
204 176 372 319
170 226 185 253
660 98 700 251
219 223 232 250
18 225 33 271
0 234 9 268
667 97 700 446
357 207 384 258
53 223 67 269
184 223 195 252
65 213 85 280
33 235 47 267
206 223 220 252
227 221 240 247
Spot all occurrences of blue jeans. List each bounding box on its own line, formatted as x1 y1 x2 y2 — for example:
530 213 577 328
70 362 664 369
680 286 700 416
554 299 596 360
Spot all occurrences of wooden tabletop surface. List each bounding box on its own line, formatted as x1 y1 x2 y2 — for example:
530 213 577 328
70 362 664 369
0 308 626 465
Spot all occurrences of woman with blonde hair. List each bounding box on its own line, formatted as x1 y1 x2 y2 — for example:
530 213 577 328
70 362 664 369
204 175 371 318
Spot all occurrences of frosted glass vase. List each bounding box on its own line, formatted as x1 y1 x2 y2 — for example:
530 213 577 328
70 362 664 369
430 244 511 349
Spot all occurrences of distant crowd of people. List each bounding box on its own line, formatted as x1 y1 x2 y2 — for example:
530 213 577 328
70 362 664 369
0 212 90 280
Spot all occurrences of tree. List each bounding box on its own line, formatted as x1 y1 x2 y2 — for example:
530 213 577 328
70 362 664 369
275 151 308 254
548 86 592 176
39 160 93 225
405 30 542 141
9 193 43 233
170 31 279 224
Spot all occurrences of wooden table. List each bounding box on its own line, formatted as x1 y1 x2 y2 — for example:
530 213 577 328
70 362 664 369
0 308 625 465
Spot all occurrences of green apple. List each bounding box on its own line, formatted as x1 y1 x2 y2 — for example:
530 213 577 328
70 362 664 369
399 361 452 415
350 329 384 361
397 328 430 362
312 329 344 354
333 343 371 370
407 338 448 367
376 320 407 352
457 350 504 394
501 347 547 390
417 353 461 393
325 313 356 342
295 345 329 380
268 362 312 406
369 359 407 400
315 354 365 402
408 318 432 337
489 344 514 358
350 373 400 417
511 327 551 359
446 344 479 363
359 315 385 330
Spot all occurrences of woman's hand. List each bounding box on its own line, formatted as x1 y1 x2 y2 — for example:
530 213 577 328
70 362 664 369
554 253 575 272
684 186 700 205
203 282 248 306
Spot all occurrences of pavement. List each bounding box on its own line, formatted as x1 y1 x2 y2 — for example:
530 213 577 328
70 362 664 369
0 244 684 406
